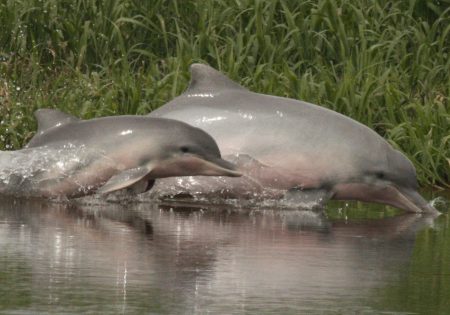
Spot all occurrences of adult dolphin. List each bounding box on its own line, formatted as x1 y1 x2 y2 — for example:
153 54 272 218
0 109 240 198
149 64 437 213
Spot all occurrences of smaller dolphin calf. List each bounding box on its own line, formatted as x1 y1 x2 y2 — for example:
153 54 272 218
0 109 240 198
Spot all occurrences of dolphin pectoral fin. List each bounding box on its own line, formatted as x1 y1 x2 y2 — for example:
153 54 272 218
126 179 155 194
97 166 154 195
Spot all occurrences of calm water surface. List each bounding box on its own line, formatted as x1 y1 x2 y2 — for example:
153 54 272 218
0 193 449 314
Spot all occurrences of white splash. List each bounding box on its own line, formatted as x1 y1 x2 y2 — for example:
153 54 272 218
0 145 108 196
429 196 448 213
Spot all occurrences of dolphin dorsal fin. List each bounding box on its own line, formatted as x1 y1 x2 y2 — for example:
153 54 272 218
185 63 247 95
34 109 80 134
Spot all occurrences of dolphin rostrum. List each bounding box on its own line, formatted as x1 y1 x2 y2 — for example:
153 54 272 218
0 109 240 198
149 63 438 213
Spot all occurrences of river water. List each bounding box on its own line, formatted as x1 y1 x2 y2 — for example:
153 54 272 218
0 193 449 314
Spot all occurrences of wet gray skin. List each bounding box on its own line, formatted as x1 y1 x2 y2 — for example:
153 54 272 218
149 64 437 214
0 111 240 198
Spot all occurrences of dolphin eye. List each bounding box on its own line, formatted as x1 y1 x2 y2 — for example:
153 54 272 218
180 146 190 153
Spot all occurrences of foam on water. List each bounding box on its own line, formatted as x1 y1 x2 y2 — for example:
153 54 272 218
0 144 109 197
139 152 327 211
429 196 449 213
71 177 325 211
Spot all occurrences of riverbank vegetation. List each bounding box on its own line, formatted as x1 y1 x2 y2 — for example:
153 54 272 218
0 0 449 187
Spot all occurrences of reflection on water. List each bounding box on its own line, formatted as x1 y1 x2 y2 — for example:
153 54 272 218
0 195 449 314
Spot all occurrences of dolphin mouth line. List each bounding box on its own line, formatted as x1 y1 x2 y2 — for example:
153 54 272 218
199 156 243 177
332 182 439 214
392 187 423 213
148 155 242 179
392 186 440 215
205 158 242 177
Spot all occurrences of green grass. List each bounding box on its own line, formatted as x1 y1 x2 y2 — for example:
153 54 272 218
0 0 449 187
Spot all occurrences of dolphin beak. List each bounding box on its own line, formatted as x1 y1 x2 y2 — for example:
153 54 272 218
148 155 242 178
201 156 242 177
332 182 440 215
394 186 440 215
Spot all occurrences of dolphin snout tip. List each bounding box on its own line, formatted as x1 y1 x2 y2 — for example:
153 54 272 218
210 157 243 177
227 169 243 177
402 188 442 216
219 163 243 177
